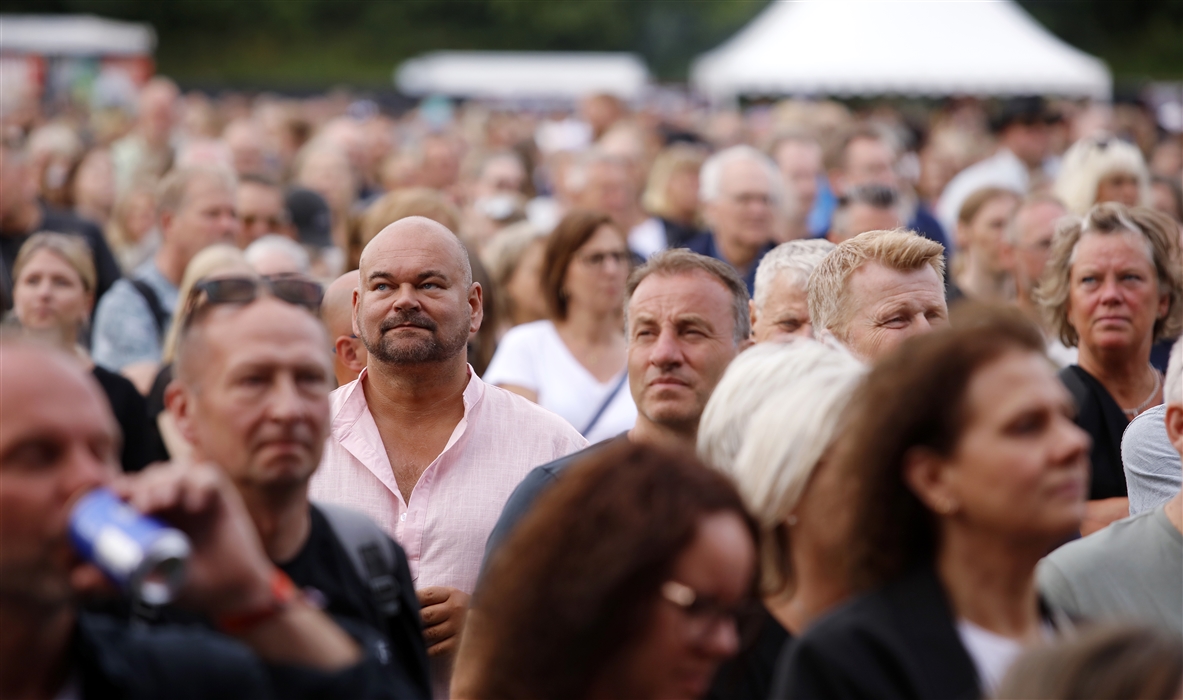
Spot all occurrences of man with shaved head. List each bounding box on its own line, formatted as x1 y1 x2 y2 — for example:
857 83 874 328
323 271 368 386
311 217 586 696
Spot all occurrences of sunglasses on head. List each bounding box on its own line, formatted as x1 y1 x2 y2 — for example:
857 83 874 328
184 275 324 326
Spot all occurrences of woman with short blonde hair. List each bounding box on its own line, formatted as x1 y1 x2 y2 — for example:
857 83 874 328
1053 135 1151 216
1037 203 1182 532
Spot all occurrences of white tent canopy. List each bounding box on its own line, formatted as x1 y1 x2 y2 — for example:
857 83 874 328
692 0 1111 101
0 14 155 56
395 51 649 101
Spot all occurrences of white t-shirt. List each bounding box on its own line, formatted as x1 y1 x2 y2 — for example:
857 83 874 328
956 619 1052 695
482 320 637 443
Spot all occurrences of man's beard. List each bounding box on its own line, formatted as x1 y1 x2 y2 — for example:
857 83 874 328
362 309 470 365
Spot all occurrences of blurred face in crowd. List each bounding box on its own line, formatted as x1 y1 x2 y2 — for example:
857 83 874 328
72 149 115 218
1003 199 1065 299
831 202 903 244
1002 121 1049 168
562 224 630 316
420 136 460 191
224 120 267 178
907 350 1090 549
139 80 179 144
0 145 37 223
957 193 1018 273
773 140 822 219
13 249 92 338
1095 170 1141 208
705 158 776 253
840 136 896 191
164 174 240 263
577 159 634 224
612 511 755 700
751 273 811 342
1066 230 1167 356
355 218 481 366
236 180 288 247
474 154 526 200
117 188 158 245
627 270 743 433
505 238 549 325
0 345 118 607
171 299 332 490
665 165 701 223
839 261 948 361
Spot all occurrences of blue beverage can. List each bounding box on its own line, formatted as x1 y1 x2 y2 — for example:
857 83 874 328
69 488 190 605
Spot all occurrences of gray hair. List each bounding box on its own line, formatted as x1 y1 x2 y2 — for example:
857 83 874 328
699 145 784 205
752 239 836 311
730 343 866 596
1053 135 1151 216
697 339 861 473
244 234 311 275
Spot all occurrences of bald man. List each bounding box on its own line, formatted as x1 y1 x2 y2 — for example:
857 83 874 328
323 272 368 386
310 217 586 696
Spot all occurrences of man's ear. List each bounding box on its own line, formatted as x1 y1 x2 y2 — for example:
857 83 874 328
351 287 361 338
469 282 484 335
163 381 199 445
336 336 366 373
901 445 960 516
1165 404 1183 458
748 299 759 333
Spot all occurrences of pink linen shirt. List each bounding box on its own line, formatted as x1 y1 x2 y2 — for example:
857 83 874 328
310 366 588 596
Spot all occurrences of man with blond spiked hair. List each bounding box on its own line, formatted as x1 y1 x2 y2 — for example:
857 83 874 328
808 229 948 361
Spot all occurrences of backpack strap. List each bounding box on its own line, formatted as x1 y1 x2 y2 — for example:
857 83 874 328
129 279 169 343
317 503 401 617
581 371 628 437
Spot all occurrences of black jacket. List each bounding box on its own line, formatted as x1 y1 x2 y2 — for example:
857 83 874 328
1059 365 1129 500
771 567 981 700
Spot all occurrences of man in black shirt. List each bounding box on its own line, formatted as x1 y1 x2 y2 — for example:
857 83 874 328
165 284 430 698
0 141 121 311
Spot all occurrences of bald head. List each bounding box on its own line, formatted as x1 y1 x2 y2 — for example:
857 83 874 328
322 272 368 385
359 216 472 287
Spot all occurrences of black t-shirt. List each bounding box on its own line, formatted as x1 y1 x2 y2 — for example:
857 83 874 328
1060 365 1129 500
0 204 122 312
282 505 431 699
92 365 167 472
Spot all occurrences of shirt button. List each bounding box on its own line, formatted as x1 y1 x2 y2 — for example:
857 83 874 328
400 513 407 522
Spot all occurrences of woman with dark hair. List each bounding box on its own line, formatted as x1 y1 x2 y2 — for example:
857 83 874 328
483 209 636 442
773 309 1091 700
1037 203 1182 533
453 440 760 700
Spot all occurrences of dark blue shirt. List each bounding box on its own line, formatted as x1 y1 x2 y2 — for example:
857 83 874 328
682 232 773 295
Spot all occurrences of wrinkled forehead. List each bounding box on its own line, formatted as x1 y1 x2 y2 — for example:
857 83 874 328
629 271 735 324
360 222 469 278
196 301 330 369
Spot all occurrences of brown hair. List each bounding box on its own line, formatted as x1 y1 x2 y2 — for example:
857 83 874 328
625 248 752 343
1036 202 1183 348
349 187 462 270
957 186 1019 225
461 441 758 700
837 306 1045 592
995 624 1183 700
541 209 622 320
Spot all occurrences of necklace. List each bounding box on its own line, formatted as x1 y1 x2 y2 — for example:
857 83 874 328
1122 365 1162 419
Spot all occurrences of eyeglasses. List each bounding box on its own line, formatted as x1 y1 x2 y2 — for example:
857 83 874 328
660 580 764 647
578 250 631 268
240 214 288 231
183 275 323 329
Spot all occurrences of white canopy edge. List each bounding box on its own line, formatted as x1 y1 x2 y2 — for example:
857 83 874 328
692 1 1111 100
0 14 155 56
396 51 649 101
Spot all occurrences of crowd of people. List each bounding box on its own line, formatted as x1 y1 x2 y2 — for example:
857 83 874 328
1 74 1181 700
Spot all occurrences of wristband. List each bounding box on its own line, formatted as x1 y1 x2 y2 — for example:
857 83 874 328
215 569 300 635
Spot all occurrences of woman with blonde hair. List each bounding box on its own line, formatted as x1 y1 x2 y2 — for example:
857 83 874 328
11 232 165 471
631 143 708 258
697 339 866 699
1053 135 1151 216
479 220 550 339
1037 203 1182 533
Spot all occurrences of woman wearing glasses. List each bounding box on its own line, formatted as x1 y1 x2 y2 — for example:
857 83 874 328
10 232 165 472
483 209 637 443
454 440 759 700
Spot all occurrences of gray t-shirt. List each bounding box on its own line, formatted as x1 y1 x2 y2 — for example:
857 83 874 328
1122 404 1182 515
1038 505 1182 634
91 259 178 371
